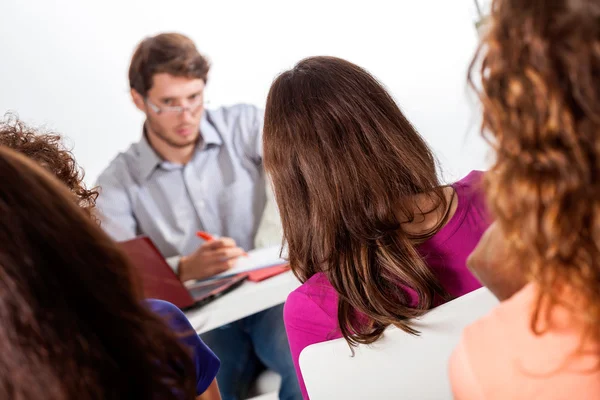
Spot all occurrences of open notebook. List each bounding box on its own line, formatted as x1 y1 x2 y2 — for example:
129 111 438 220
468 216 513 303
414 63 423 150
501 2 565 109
206 245 288 280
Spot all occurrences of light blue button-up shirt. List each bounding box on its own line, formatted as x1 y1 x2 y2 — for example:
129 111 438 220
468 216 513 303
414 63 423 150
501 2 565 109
95 104 266 270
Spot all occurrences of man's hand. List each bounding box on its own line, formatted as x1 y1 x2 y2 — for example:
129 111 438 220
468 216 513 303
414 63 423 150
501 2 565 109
178 237 246 282
467 222 527 301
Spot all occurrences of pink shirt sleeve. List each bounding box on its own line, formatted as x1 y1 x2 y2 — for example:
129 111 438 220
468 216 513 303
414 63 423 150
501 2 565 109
284 289 340 399
449 335 486 400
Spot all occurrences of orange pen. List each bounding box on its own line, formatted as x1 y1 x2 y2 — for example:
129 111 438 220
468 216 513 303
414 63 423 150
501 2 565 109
196 231 248 256
196 231 214 241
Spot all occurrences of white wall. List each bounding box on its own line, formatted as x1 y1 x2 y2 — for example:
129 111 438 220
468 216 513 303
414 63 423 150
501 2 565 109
0 0 489 185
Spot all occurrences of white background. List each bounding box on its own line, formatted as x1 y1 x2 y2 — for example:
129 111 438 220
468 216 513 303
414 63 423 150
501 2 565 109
0 0 490 185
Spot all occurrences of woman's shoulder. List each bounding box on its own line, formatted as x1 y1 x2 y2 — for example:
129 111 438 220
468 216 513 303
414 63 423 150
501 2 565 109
453 170 485 195
145 299 200 342
453 284 600 398
146 298 180 313
284 272 344 345
285 273 340 328
457 285 537 371
146 299 221 395
146 299 189 328
467 284 533 329
291 273 339 305
453 170 489 224
428 170 489 248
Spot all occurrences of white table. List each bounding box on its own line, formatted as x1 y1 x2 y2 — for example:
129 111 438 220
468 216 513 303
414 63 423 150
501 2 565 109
185 270 301 334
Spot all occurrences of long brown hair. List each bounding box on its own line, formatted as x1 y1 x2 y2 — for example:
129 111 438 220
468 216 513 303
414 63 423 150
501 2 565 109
470 0 600 340
0 146 196 399
263 56 451 346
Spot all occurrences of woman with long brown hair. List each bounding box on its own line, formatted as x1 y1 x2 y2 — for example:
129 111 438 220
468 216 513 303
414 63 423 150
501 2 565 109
0 144 220 400
262 56 490 398
450 0 600 398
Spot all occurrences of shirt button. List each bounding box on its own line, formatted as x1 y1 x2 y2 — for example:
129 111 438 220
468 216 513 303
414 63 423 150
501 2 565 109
198 200 205 208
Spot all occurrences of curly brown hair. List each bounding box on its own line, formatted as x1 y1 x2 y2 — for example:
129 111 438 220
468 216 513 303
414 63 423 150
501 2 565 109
470 0 600 340
0 115 98 217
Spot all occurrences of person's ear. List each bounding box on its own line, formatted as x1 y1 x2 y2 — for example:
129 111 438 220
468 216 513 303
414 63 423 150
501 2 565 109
131 89 146 112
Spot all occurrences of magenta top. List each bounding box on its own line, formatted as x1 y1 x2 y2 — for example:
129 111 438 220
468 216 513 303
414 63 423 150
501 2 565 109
283 171 490 399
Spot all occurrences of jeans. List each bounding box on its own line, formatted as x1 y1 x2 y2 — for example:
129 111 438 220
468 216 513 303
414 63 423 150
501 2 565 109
200 304 301 400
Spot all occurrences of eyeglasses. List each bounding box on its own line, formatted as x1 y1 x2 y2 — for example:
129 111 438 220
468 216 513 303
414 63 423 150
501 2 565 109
145 95 204 116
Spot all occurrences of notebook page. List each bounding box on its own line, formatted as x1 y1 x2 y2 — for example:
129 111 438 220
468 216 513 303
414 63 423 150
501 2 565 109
211 245 287 279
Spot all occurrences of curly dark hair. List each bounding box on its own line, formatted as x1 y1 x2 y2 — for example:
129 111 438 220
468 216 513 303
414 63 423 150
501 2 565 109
0 115 98 217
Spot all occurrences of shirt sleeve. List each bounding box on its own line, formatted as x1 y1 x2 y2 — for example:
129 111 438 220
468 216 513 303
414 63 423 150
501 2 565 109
95 162 138 241
165 255 182 275
284 290 341 399
148 299 221 395
237 104 264 163
254 180 283 248
253 106 264 160
448 333 486 400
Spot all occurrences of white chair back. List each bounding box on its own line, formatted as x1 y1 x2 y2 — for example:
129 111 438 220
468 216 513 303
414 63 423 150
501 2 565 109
299 287 498 400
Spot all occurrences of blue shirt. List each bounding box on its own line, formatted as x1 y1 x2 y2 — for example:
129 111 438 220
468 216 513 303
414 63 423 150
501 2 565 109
95 104 266 271
147 299 220 395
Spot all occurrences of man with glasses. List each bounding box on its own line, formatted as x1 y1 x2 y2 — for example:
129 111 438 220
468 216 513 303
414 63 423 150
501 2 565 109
95 33 301 400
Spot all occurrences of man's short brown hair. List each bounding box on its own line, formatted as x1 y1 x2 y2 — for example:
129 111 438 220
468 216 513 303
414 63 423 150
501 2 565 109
0 115 98 218
128 33 211 97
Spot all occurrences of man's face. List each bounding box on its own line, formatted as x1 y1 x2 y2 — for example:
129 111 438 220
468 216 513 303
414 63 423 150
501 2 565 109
139 73 205 149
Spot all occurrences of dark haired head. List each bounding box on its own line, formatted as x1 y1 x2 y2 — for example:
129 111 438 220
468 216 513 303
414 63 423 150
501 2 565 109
263 56 450 346
0 146 196 399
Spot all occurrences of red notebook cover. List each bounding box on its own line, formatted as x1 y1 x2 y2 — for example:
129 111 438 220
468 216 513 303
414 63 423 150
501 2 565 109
119 236 195 309
246 264 290 282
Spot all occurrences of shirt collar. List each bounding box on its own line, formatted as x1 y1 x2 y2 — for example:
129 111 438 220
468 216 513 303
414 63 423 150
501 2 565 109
136 111 223 181
137 132 162 181
199 111 223 148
